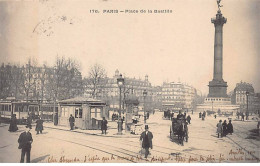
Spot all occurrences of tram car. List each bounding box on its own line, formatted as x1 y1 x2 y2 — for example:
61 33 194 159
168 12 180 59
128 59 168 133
0 99 39 124
0 99 58 124
170 118 188 146
39 102 58 121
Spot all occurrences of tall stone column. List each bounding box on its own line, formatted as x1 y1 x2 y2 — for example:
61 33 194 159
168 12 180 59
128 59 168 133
212 10 226 81
208 10 228 98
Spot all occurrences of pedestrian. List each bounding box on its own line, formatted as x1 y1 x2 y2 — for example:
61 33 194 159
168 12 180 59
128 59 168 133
18 126 33 163
199 112 202 118
227 120 233 135
9 114 18 132
101 117 108 134
69 114 75 130
177 110 184 120
183 112 187 119
216 120 223 138
26 115 32 129
140 125 153 159
186 115 191 124
246 112 249 120
147 112 150 119
222 120 228 136
171 112 174 120
54 113 58 126
35 118 44 134
237 112 240 120
241 113 245 121
214 114 217 119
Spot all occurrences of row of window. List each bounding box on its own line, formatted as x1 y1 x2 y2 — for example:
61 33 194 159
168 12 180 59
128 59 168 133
205 98 230 101
0 105 39 112
61 107 102 119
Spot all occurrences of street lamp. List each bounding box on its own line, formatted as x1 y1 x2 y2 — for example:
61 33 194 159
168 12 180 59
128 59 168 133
117 74 124 134
143 89 147 124
212 101 214 112
246 91 249 120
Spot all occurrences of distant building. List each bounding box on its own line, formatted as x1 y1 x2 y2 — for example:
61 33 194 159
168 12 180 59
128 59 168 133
85 70 159 111
161 82 197 111
232 81 260 113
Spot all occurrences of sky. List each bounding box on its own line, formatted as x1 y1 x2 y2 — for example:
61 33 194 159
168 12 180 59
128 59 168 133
0 0 259 95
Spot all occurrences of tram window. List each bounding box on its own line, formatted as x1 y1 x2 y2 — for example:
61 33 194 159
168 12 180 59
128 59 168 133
23 106 28 112
5 105 8 111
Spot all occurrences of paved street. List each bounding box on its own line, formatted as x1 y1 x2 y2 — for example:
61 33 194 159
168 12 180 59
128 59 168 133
0 111 259 163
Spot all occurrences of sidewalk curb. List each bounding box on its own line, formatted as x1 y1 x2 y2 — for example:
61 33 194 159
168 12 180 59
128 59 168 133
44 126 139 138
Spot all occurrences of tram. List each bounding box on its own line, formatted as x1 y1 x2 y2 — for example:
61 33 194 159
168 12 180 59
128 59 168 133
0 99 58 124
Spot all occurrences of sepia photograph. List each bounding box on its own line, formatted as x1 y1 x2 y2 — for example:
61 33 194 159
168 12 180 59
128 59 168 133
0 0 259 164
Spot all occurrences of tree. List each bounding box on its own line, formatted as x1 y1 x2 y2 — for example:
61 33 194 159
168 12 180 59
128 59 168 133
84 63 107 98
46 56 83 101
0 63 12 99
20 58 37 101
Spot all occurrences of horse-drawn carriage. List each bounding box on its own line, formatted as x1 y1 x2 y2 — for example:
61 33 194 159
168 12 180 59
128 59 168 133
170 118 188 145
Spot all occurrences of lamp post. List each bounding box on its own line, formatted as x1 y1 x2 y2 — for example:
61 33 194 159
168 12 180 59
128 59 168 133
246 91 249 120
212 101 214 112
143 90 147 124
117 74 124 134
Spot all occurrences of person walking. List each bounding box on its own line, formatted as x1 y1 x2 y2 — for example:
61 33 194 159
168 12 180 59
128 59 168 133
69 114 75 130
186 115 191 124
101 117 108 134
241 113 245 121
54 113 58 126
222 120 228 137
140 125 153 159
216 120 223 138
199 112 202 118
18 126 33 163
9 114 18 132
227 120 233 135
35 118 44 134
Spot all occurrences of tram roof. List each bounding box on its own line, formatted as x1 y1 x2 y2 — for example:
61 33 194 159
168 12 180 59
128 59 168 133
59 97 106 105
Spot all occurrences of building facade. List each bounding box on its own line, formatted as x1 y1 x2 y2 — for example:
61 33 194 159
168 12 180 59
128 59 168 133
232 81 260 113
161 82 197 111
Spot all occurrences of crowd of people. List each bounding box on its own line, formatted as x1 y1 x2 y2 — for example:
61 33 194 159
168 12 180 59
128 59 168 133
216 119 233 138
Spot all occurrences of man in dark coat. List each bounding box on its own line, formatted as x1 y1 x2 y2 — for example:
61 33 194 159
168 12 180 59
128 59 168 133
222 120 228 136
69 114 75 130
101 117 108 134
54 113 58 126
199 112 202 118
241 113 245 121
9 114 18 132
140 125 153 159
177 111 184 120
186 115 191 124
35 118 44 134
227 120 233 135
18 126 33 163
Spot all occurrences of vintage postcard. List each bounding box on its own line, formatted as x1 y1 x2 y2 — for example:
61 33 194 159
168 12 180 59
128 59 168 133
0 0 259 164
